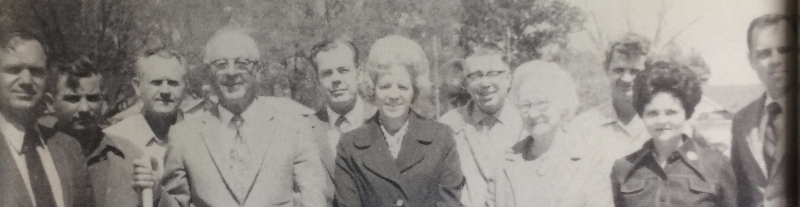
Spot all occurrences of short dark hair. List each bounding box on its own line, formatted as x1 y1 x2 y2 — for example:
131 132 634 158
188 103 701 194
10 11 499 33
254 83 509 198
309 39 360 72
47 56 100 95
604 33 650 71
0 18 47 54
746 13 797 51
632 61 702 119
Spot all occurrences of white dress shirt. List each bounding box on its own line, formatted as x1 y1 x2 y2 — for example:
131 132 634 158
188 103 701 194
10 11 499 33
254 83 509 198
104 114 170 175
326 97 366 152
380 120 410 159
0 114 65 207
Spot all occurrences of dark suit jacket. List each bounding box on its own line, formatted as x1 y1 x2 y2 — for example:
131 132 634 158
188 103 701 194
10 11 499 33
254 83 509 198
731 94 796 207
0 124 95 207
334 111 464 207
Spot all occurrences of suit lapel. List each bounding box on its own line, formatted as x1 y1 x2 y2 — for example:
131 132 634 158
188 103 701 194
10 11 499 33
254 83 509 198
394 115 428 173
48 134 74 207
360 120 403 182
237 113 277 202
312 110 336 178
737 96 768 183
198 116 242 201
0 133 34 207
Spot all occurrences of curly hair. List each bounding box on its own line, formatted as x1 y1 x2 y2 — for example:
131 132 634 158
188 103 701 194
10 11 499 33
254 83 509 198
511 61 579 119
47 56 100 95
632 61 702 119
364 35 431 105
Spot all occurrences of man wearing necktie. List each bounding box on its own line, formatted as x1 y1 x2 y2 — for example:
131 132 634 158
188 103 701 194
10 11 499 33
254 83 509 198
0 23 94 207
159 26 326 207
306 38 377 207
730 14 796 207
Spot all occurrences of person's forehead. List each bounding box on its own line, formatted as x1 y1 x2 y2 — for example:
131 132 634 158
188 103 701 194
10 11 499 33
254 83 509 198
464 54 508 72
0 39 46 68
137 56 186 80
57 74 102 94
752 21 790 49
609 51 646 69
205 33 260 61
315 46 355 69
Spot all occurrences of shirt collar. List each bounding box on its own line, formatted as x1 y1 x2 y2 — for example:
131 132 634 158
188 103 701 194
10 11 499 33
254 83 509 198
124 114 160 148
380 119 410 140
469 99 517 126
327 97 365 128
217 97 259 126
631 135 707 179
0 112 28 154
86 135 126 166
763 93 785 112
594 102 621 126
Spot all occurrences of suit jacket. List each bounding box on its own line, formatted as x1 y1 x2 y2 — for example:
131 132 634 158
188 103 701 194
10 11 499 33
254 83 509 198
334 111 465 207
0 124 95 207
307 106 377 207
731 94 794 207
159 98 327 207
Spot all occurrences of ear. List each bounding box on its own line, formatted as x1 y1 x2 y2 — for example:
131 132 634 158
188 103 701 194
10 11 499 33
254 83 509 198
131 77 142 97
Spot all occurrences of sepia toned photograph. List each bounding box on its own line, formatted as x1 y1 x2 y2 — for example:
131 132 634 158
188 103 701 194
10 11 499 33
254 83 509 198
0 0 795 206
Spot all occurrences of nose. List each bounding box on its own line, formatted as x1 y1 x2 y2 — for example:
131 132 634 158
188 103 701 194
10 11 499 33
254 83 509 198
768 49 785 69
621 71 635 83
17 69 33 86
331 79 342 88
159 92 171 101
77 98 91 112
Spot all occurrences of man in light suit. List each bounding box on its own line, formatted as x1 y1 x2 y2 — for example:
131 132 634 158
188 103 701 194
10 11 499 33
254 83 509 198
159 27 326 207
731 14 796 207
439 44 523 207
306 38 376 207
0 23 95 207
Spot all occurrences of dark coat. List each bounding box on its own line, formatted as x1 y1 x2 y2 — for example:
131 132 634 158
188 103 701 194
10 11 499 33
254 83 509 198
730 94 795 207
334 111 464 207
0 124 95 207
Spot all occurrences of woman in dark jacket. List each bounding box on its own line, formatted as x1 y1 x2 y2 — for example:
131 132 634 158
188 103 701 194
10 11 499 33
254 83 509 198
334 36 464 207
610 61 736 207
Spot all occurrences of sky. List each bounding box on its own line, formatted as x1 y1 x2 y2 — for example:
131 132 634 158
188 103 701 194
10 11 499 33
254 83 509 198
563 0 790 86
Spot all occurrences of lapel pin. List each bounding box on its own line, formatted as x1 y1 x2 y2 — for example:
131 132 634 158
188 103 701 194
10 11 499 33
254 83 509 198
686 151 698 161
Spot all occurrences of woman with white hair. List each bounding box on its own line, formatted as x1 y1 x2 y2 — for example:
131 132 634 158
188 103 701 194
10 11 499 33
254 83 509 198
495 61 611 207
334 35 464 207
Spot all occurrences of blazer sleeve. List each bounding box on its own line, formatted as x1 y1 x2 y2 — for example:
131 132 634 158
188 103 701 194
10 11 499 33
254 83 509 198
334 134 361 207
158 127 190 207
437 128 465 207
293 121 328 207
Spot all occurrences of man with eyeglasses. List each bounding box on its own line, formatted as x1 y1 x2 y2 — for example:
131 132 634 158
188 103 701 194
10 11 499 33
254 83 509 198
439 43 522 207
103 47 188 206
159 27 325 207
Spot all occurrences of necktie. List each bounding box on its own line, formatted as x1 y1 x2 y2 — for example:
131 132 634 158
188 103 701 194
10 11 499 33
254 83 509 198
763 102 781 175
335 116 350 132
229 115 249 196
22 132 57 207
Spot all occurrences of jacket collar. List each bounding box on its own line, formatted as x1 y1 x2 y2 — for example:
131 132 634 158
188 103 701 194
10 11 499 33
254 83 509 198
354 110 432 148
630 135 708 180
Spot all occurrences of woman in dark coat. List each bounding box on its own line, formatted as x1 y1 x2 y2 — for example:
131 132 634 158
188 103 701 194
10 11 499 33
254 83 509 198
611 61 736 207
333 36 464 207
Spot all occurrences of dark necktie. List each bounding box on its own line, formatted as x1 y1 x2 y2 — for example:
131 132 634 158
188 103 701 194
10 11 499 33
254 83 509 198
763 102 782 175
335 116 349 132
22 131 57 207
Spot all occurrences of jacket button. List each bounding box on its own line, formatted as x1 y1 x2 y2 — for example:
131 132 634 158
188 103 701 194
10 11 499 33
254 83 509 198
396 199 404 206
660 196 666 202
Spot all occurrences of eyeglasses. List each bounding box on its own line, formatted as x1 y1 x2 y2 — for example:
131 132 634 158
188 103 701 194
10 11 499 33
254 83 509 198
466 70 506 82
209 58 258 72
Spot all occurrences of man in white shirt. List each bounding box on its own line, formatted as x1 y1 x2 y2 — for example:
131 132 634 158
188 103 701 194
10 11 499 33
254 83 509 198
439 44 523 207
730 14 796 207
306 38 376 207
0 24 94 207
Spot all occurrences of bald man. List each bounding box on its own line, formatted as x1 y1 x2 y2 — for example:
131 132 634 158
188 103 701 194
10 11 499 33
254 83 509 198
159 28 325 207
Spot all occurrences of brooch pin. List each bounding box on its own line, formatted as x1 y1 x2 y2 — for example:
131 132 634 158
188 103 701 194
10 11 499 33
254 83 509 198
686 151 698 161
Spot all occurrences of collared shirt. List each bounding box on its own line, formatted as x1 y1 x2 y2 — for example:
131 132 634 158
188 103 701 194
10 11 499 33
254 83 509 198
380 120 409 159
573 102 649 162
218 102 260 148
0 114 65 207
327 97 366 134
746 94 787 176
103 113 181 175
611 137 737 207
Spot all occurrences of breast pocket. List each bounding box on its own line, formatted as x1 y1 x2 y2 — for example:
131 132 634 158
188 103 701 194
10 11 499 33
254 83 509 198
684 178 719 206
620 179 645 195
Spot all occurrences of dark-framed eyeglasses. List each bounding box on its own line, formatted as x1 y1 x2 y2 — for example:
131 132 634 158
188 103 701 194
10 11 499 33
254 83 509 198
466 70 506 82
209 58 259 72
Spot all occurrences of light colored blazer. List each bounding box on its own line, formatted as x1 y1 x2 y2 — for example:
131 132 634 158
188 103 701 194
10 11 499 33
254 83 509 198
159 98 327 207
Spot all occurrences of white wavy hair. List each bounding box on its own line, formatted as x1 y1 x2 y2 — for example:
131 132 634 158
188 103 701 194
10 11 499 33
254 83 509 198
511 60 579 118
363 35 432 104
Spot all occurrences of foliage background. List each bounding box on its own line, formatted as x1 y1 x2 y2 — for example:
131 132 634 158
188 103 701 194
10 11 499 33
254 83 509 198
1 0 635 119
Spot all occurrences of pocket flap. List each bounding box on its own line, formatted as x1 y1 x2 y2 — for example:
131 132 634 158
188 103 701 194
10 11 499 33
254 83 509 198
689 179 716 193
620 179 645 193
